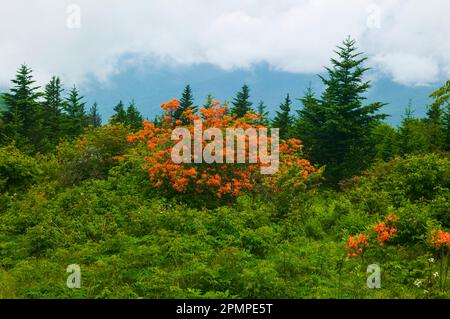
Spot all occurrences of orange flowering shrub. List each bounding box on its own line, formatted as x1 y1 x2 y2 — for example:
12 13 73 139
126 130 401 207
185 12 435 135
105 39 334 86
128 99 319 200
346 214 399 257
431 229 450 250
346 234 370 257
374 214 398 247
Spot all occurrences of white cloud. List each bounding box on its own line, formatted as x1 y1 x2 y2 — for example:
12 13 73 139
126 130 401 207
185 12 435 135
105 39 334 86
0 0 448 88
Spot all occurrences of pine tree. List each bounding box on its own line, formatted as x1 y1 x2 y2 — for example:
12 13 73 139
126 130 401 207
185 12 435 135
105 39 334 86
256 100 270 126
1 64 43 150
109 101 127 125
42 76 64 148
174 85 196 122
88 102 102 128
62 85 87 138
231 84 253 118
126 100 143 131
272 94 293 139
297 38 386 183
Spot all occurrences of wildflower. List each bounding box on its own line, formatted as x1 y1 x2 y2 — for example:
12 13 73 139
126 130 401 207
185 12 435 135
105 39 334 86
428 258 435 263
414 279 422 288
433 272 439 278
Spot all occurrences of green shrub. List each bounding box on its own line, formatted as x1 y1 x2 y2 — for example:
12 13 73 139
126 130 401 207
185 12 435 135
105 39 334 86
0 145 41 194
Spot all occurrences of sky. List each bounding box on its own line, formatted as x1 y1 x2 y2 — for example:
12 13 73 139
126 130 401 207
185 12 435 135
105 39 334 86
0 0 448 124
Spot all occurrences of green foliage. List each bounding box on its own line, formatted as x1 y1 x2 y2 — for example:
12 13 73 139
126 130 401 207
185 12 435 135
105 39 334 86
0 144 41 194
54 124 131 186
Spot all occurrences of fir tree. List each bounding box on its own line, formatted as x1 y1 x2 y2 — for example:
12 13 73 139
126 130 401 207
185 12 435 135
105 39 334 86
174 85 196 122
126 100 143 131
203 94 214 109
42 76 64 148
110 101 127 125
256 100 270 126
231 84 253 118
272 94 293 139
296 38 386 183
88 102 102 128
62 85 87 138
1 64 42 150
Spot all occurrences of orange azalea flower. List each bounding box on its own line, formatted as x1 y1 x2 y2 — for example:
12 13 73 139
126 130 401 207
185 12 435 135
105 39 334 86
128 98 318 199
431 229 450 249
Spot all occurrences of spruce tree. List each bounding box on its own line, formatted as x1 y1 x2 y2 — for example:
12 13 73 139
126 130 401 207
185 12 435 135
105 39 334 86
1 64 42 150
272 94 293 139
174 85 196 122
231 84 253 118
256 100 270 126
109 101 127 125
62 85 87 138
88 102 102 128
297 38 386 183
42 76 64 148
294 85 322 158
126 100 143 130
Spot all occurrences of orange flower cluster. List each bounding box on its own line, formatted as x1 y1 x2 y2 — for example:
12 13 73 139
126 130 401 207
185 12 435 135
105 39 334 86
128 99 318 199
374 214 398 246
346 214 399 257
346 234 370 257
431 229 450 249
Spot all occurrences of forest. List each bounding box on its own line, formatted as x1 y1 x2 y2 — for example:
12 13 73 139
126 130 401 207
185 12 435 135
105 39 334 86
0 38 449 299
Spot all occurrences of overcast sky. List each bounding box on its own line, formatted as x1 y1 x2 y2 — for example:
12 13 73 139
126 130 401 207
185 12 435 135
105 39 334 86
0 0 449 89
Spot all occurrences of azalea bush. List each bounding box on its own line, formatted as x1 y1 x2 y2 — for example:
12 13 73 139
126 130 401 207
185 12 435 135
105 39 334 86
128 99 320 202
345 214 399 257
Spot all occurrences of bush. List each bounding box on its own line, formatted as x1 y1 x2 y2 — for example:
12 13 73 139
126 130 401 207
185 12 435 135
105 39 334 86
55 124 131 186
0 145 41 194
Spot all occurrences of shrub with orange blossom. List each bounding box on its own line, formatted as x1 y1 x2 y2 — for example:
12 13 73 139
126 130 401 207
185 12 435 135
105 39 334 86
128 99 319 200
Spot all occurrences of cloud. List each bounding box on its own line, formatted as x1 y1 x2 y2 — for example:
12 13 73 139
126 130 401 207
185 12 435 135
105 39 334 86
0 0 448 88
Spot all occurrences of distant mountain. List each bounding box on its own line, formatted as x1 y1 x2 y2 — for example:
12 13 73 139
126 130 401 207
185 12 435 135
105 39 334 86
78 63 437 126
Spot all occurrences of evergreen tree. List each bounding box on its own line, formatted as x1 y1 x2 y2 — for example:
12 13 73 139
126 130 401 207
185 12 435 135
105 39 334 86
294 85 322 158
231 84 253 118
174 85 196 122
256 100 270 126
126 100 143 130
109 101 127 125
88 102 102 128
62 85 87 138
1 64 42 150
203 94 214 109
443 104 450 151
272 94 293 139
430 80 450 150
42 76 64 148
296 38 386 183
